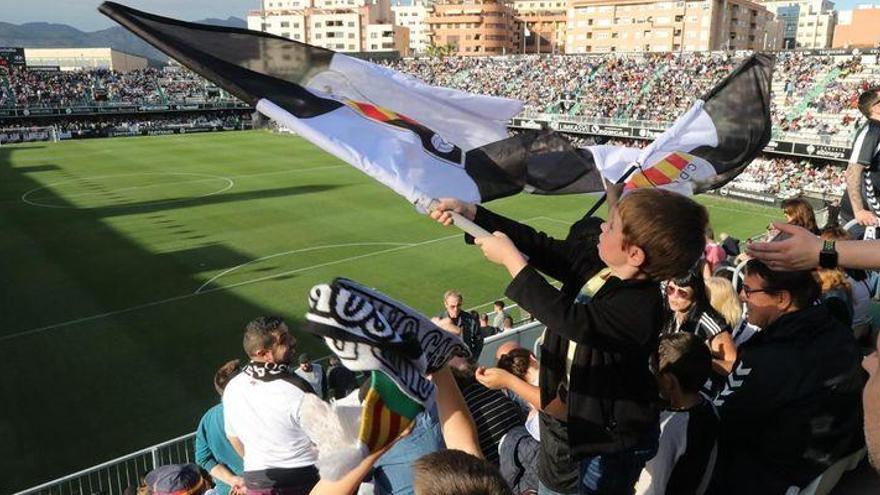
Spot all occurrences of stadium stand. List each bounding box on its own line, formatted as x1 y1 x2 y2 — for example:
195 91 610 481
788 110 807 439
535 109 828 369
0 64 252 145
8 47 880 494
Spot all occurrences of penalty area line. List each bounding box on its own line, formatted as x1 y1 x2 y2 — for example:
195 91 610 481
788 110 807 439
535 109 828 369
1 233 460 342
3 215 560 341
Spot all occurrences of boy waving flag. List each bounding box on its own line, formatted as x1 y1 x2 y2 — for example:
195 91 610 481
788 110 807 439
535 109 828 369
100 2 773 210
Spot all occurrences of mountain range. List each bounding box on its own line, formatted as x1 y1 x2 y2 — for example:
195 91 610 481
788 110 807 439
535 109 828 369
0 17 247 65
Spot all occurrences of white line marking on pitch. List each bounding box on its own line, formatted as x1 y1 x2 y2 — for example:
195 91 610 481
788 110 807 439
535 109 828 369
21 172 235 210
27 176 233 202
0 234 457 341
1 216 560 341
3 165 346 206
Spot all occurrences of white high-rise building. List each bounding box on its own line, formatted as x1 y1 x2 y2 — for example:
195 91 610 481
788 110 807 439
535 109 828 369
391 0 434 54
759 0 836 48
247 0 410 54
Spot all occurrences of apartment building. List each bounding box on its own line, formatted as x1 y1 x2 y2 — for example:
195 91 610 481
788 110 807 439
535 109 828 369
247 0 410 54
426 0 518 55
564 0 781 54
834 4 880 48
760 0 835 48
392 0 434 54
513 0 567 53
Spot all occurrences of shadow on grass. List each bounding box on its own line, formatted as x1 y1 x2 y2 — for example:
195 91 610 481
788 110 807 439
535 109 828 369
90 184 348 218
0 145 326 493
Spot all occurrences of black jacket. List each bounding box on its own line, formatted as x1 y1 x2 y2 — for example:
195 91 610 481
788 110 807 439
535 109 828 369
470 206 662 458
710 304 865 494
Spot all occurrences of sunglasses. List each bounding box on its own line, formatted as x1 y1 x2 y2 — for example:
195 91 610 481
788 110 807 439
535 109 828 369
740 285 776 298
665 284 693 298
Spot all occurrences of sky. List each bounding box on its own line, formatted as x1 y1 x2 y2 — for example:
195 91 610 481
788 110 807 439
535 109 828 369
0 0 873 31
2 0 259 31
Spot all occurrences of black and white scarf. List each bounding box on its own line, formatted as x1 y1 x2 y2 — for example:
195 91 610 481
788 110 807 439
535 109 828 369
303 278 469 406
243 361 291 381
242 361 315 394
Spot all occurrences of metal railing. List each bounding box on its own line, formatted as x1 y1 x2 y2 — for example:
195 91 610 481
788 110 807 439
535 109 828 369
13 433 196 495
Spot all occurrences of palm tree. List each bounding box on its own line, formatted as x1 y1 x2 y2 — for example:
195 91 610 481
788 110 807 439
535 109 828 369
425 43 457 58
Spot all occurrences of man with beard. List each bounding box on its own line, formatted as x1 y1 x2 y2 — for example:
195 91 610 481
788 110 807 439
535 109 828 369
840 87 880 239
294 353 327 400
223 316 319 495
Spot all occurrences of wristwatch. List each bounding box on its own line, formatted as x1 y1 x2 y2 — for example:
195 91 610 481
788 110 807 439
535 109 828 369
819 239 838 269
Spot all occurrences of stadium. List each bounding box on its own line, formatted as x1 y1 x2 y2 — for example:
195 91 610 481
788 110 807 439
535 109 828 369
3 2 880 495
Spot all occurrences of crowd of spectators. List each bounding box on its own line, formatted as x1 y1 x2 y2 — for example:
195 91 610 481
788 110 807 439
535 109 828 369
3 50 874 145
0 65 233 108
386 52 738 123
727 155 847 198
386 50 878 144
0 111 251 144
9 53 874 495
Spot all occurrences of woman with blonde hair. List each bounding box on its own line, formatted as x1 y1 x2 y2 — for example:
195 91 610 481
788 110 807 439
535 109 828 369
704 276 743 328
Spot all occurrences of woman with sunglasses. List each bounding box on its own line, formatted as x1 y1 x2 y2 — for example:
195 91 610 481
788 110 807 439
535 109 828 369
663 266 738 377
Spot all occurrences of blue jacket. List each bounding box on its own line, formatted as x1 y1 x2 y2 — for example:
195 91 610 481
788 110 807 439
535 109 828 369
196 404 244 495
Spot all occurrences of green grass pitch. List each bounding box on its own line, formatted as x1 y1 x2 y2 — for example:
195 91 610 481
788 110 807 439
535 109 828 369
0 130 780 491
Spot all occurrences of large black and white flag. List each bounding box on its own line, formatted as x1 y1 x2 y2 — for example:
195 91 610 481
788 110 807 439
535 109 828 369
100 2 772 205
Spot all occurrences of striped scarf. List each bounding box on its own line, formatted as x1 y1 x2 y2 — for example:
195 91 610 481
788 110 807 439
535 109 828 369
298 277 467 480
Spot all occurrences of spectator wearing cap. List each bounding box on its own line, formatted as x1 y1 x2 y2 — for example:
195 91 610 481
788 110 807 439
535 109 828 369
222 316 319 495
196 360 244 495
293 353 327 400
144 464 208 495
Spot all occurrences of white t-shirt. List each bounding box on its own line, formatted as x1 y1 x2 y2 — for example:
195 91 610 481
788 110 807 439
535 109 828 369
223 371 318 471
294 363 325 399
636 397 719 495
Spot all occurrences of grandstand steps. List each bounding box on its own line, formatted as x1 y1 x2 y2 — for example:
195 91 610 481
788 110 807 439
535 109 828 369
786 67 841 124
618 64 668 119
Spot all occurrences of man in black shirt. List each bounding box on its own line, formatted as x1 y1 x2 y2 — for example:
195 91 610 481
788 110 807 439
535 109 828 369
436 290 484 361
326 355 359 400
840 87 880 239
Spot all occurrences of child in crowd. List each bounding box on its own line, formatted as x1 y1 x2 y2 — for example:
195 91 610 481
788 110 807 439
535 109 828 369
431 187 709 494
635 333 719 495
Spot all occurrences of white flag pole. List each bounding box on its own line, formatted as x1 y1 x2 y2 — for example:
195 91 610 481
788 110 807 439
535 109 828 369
423 198 493 238
449 211 492 238
427 201 528 260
